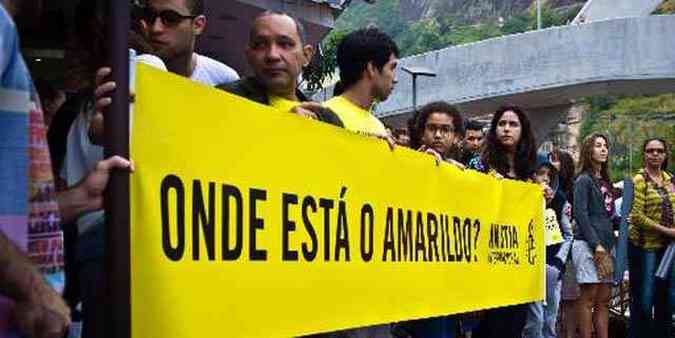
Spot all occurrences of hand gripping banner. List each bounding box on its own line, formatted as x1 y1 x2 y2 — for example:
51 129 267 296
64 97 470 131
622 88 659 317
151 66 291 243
130 64 544 338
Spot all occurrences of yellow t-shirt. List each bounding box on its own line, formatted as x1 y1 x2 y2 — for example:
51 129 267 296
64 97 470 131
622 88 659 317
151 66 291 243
269 95 300 113
324 96 387 137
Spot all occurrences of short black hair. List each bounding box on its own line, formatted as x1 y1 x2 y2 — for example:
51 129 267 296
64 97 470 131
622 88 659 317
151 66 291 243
410 101 464 150
333 80 345 97
254 11 307 45
185 0 204 16
465 120 484 132
337 27 399 91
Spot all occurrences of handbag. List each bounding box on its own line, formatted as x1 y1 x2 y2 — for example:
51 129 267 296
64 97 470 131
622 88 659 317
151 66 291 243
593 250 614 280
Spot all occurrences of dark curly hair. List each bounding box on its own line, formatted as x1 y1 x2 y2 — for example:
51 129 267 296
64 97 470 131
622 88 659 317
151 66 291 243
481 105 536 180
409 101 464 154
337 27 399 91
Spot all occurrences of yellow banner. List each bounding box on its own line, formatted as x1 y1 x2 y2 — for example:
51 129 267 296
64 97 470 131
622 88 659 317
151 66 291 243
130 64 545 338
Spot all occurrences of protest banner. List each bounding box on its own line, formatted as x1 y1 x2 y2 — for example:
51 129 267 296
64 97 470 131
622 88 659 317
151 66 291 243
130 64 544 337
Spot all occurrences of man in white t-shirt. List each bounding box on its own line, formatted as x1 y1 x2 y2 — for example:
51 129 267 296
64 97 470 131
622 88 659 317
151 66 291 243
140 0 239 85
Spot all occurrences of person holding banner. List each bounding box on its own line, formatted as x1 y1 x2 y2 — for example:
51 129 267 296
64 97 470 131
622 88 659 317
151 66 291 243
571 133 617 338
409 101 466 169
627 138 675 338
467 105 537 338
323 27 397 143
390 101 468 338
218 11 343 127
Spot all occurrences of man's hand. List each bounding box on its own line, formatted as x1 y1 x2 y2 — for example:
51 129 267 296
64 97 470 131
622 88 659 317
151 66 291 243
13 287 71 338
418 145 442 166
0 232 70 338
94 67 115 115
57 156 134 223
379 132 396 151
89 67 116 145
290 102 321 120
79 155 135 211
447 159 466 170
543 184 554 202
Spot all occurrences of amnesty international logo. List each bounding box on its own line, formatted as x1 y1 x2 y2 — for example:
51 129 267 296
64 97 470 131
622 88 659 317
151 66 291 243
526 219 536 265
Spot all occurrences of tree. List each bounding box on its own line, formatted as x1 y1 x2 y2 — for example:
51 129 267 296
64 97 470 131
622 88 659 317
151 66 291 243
502 15 529 34
302 29 347 92
395 19 444 56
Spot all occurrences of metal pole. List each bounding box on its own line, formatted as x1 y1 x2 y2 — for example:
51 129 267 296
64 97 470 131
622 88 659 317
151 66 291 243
607 112 612 143
629 140 633 175
536 0 542 29
412 75 418 112
105 0 130 338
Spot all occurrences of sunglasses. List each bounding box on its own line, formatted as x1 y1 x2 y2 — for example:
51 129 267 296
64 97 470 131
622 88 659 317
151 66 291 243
140 7 197 27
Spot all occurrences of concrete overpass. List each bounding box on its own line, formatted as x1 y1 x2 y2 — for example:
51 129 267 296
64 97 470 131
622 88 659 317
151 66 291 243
572 0 663 23
374 15 675 141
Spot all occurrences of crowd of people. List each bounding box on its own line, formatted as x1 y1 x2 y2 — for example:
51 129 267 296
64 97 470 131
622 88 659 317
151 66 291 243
1 0 674 337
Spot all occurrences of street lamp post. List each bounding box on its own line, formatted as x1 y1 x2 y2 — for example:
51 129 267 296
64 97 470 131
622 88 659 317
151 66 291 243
537 0 542 30
402 66 437 114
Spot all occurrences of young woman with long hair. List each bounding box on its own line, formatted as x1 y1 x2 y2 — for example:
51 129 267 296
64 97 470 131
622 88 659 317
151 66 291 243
469 105 537 338
468 105 536 180
571 133 617 338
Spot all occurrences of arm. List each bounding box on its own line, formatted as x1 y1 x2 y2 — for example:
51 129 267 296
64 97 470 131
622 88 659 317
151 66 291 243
0 231 45 303
573 175 601 250
556 202 574 263
0 231 70 338
315 106 345 128
629 174 675 238
56 156 134 224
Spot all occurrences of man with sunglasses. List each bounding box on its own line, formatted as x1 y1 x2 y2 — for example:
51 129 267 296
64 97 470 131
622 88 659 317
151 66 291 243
140 0 238 84
217 11 343 126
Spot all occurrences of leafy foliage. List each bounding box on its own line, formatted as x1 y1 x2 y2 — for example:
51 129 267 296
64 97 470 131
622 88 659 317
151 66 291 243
654 0 675 14
579 94 675 181
304 0 574 90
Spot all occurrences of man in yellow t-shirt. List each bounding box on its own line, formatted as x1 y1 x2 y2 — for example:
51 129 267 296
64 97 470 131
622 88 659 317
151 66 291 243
323 28 399 138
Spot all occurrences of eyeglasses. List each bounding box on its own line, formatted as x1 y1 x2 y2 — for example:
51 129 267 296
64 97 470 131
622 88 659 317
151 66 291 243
140 7 197 27
645 148 666 155
425 124 454 135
